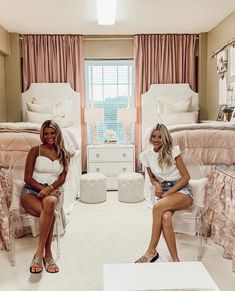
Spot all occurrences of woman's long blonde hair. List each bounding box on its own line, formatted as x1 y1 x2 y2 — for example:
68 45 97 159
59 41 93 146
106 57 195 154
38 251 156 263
149 123 173 169
40 120 70 171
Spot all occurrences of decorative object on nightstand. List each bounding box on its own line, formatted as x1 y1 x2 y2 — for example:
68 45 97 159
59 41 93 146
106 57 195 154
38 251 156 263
117 108 136 144
84 108 104 144
222 105 234 121
87 144 135 190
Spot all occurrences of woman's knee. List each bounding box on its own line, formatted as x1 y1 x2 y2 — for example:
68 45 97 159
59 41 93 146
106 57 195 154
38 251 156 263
43 198 57 214
162 211 173 227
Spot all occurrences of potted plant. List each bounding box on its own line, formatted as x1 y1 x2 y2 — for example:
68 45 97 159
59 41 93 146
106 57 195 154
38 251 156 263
222 106 233 121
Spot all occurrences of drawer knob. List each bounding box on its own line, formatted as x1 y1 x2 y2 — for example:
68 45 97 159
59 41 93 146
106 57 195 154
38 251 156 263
96 154 100 158
96 168 100 172
123 168 126 172
123 153 127 158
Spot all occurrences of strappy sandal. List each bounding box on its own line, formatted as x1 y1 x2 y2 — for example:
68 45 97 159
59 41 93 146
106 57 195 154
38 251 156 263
135 252 159 263
43 258 59 273
30 255 43 274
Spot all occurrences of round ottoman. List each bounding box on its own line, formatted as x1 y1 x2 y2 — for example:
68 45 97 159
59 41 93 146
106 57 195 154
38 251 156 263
117 172 144 203
80 173 106 203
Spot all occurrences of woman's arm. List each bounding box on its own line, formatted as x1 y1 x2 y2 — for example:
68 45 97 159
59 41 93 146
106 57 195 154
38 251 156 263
146 167 163 198
24 146 45 191
162 154 190 198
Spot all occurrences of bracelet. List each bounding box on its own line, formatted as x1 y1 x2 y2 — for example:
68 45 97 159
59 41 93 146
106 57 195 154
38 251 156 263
50 185 54 190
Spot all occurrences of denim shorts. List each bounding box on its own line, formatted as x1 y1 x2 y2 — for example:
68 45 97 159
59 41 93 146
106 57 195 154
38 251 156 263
21 183 46 197
161 180 193 199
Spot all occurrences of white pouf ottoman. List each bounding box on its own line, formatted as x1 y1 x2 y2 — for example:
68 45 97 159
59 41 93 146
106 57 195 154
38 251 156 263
117 172 144 203
80 173 106 203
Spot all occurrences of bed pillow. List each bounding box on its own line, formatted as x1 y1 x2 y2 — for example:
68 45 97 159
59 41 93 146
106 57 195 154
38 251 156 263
156 96 193 113
163 100 191 113
26 111 54 123
26 102 54 114
156 111 198 125
26 110 70 127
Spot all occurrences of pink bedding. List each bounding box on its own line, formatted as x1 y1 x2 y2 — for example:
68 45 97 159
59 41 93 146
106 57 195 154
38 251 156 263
169 126 235 165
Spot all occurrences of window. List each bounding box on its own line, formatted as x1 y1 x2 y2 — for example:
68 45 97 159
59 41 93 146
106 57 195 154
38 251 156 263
85 60 134 144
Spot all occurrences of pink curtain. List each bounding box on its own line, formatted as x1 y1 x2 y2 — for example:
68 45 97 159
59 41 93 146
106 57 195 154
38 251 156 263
134 34 197 170
22 35 87 170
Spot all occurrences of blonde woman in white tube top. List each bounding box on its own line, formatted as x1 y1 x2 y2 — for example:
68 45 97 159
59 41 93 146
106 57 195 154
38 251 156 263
21 120 70 274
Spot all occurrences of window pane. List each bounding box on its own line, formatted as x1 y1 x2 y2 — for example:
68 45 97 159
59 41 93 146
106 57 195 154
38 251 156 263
85 60 134 144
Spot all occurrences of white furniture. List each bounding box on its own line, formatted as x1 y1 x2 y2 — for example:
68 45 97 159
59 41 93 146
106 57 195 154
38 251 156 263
80 173 106 203
103 262 220 291
117 172 144 203
87 144 135 190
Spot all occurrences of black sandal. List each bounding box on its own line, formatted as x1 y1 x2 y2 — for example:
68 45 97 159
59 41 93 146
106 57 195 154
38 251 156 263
30 255 43 274
135 252 159 263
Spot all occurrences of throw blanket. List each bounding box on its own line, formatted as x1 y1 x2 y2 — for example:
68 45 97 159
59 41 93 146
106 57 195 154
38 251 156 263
169 123 235 165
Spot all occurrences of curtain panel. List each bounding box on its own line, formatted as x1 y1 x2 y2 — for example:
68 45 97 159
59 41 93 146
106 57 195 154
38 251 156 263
21 34 87 170
134 34 197 170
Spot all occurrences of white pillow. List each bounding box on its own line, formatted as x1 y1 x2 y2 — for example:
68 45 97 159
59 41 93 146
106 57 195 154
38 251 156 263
163 100 191 113
27 102 54 114
189 178 208 208
26 111 54 123
156 96 192 113
156 111 198 125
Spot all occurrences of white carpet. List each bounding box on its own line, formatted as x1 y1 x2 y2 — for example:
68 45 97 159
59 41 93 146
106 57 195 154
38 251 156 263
0 192 235 291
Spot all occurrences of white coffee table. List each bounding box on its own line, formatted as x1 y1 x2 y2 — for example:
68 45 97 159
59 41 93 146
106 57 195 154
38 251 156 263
103 262 220 291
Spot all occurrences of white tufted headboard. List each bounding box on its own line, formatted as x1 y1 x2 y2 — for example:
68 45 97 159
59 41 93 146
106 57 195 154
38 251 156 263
141 83 198 150
22 83 81 135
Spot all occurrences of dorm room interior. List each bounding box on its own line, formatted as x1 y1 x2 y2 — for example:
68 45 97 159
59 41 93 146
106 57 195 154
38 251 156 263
0 1 235 291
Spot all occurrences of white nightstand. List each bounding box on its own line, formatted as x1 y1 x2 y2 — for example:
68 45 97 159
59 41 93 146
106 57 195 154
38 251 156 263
87 144 135 190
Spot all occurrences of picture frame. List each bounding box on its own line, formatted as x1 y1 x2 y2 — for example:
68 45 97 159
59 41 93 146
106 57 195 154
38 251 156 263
230 107 235 124
216 105 227 121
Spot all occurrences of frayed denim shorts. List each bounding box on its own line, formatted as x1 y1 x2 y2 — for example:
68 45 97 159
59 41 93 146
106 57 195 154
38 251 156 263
21 183 46 197
161 180 193 199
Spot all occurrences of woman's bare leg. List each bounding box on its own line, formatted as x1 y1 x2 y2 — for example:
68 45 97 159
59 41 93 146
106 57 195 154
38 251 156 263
145 193 192 259
162 211 179 261
36 196 58 258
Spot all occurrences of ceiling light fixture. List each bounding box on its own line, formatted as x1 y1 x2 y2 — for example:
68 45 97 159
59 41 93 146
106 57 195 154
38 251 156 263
96 0 117 25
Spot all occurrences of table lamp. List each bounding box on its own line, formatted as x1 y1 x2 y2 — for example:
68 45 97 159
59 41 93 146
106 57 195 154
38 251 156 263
117 108 136 144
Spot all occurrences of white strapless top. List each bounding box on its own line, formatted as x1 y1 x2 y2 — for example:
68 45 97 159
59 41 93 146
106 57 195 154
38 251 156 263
32 156 63 185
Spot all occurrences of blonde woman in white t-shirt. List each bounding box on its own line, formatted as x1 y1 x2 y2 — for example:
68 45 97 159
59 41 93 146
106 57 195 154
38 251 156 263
135 123 193 263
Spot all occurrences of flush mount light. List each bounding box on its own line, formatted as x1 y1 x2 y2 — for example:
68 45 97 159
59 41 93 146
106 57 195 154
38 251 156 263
96 0 117 25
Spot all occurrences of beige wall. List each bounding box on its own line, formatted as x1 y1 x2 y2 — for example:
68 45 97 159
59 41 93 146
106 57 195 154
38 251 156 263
207 11 235 120
0 25 10 55
0 55 6 121
0 25 10 121
84 36 133 59
5 33 22 121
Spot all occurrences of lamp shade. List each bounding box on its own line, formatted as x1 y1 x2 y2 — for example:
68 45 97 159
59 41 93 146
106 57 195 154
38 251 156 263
117 108 136 123
84 108 104 123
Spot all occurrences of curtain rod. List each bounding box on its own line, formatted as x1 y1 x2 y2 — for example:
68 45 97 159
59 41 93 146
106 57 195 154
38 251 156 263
210 38 235 58
84 37 133 41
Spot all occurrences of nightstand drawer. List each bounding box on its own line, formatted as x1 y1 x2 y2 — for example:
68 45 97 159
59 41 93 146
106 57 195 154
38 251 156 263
88 162 134 176
88 147 134 162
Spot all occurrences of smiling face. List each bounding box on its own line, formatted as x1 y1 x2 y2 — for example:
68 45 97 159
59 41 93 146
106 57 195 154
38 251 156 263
150 130 162 152
43 126 57 146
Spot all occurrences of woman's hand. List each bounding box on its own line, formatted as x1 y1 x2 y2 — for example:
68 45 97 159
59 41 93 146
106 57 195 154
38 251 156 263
154 183 163 198
39 185 53 199
49 189 61 198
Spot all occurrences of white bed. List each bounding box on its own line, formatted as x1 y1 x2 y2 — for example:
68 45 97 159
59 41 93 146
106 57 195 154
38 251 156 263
0 83 81 248
140 83 235 203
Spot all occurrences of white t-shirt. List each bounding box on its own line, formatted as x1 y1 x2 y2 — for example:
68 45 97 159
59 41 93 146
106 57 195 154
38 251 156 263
139 145 181 182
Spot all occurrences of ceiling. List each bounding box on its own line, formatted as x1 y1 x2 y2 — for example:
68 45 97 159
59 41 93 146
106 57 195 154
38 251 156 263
0 0 235 35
